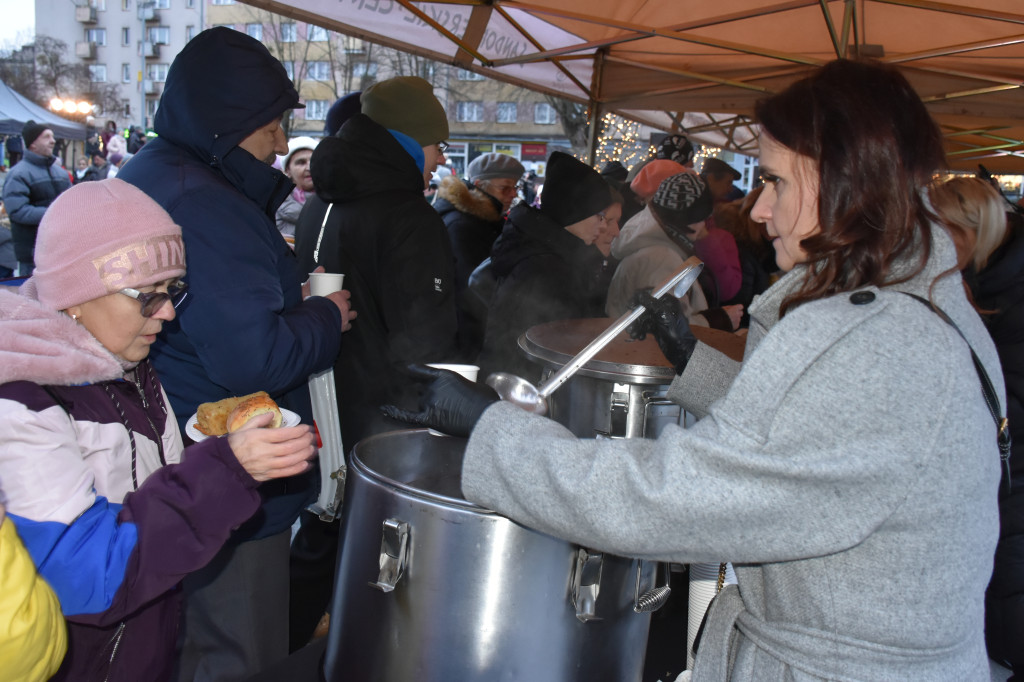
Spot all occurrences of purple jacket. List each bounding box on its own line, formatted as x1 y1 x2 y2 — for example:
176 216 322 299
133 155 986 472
0 285 262 681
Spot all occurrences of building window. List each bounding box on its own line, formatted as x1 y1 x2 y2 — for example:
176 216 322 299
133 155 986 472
282 61 294 80
245 23 262 41
147 63 169 82
306 61 330 81
146 98 159 121
185 0 194 7
534 102 557 125
147 26 170 44
418 63 435 81
88 64 107 82
86 28 107 45
352 62 377 79
122 99 131 117
122 63 131 83
496 102 517 123
211 0 234 4
305 99 329 120
456 101 484 123
344 38 365 53
120 27 130 46
280 23 296 42
122 0 130 10
153 0 170 8
457 68 484 81
186 25 195 41
307 24 328 41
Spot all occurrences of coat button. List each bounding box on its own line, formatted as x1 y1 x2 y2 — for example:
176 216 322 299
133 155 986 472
850 291 875 305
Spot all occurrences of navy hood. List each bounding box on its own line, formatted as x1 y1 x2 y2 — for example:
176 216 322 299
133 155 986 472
154 27 301 164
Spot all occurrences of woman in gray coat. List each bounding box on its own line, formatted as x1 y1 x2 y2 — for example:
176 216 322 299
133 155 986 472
389 60 1006 681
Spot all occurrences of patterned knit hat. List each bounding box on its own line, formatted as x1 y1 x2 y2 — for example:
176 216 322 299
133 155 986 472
655 134 695 165
650 172 713 233
32 179 186 311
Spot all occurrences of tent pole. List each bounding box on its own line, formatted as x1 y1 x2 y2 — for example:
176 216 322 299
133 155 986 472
586 100 603 166
586 49 607 166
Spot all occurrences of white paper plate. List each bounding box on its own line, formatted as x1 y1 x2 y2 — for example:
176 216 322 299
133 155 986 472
185 408 301 442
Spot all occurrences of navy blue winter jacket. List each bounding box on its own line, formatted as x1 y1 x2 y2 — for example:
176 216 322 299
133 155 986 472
118 28 342 541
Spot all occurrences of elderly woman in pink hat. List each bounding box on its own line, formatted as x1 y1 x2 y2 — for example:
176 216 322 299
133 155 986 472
0 179 318 682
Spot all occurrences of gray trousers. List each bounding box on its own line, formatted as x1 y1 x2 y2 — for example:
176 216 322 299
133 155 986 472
174 531 290 682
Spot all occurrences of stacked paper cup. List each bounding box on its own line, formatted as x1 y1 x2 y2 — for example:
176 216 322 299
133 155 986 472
687 562 737 670
306 271 345 519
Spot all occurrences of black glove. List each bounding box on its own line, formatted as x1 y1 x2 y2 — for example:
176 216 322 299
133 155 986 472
627 290 697 375
381 364 499 438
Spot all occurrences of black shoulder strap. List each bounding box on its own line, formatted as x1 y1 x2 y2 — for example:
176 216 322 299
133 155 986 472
902 293 1012 489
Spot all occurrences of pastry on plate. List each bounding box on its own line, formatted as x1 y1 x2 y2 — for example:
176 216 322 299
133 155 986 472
196 391 271 436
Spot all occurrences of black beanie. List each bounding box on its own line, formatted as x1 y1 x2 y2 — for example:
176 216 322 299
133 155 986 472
600 160 628 183
540 152 613 227
22 120 49 148
650 172 713 234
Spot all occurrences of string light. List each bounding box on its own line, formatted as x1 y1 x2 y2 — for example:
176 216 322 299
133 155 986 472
584 112 721 171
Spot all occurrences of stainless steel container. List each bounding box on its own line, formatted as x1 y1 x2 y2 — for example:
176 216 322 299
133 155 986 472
323 429 664 682
519 318 689 439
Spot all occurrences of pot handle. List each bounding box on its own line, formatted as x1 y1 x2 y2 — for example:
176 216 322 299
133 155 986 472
634 561 672 613
571 548 604 622
368 518 409 593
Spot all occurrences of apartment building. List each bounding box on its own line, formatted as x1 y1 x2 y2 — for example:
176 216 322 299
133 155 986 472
36 0 574 173
36 0 203 131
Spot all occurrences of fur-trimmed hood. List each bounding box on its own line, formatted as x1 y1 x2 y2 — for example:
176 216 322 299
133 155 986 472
435 176 502 223
0 283 129 386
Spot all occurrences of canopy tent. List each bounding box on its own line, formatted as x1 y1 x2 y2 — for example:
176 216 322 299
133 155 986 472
241 0 1024 172
0 79 88 141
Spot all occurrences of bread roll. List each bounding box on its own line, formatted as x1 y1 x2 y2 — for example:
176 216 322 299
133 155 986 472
196 391 270 436
226 395 283 433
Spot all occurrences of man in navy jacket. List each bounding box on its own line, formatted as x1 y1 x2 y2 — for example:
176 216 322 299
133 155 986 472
118 27 353 681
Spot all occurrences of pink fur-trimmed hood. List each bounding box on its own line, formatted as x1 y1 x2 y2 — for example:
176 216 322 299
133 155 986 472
0 283 128 386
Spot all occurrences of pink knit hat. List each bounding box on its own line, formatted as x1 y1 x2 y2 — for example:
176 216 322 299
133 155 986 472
32 179 186 311
630 159 690 200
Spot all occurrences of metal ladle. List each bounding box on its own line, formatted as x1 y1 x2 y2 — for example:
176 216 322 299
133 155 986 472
486 256 704 415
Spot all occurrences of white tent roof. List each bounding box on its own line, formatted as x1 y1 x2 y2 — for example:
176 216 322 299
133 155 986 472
244 0 1024 171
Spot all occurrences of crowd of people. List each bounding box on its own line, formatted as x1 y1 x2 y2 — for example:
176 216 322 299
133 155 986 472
0 27 1020 682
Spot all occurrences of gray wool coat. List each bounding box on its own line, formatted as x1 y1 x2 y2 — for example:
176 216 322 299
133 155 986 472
462 228 1003 681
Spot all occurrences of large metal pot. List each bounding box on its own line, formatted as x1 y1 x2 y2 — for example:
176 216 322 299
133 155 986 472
519 318 689 439
323 429 665 681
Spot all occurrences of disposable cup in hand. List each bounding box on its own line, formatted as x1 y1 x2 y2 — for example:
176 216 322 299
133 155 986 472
308 272 344 296
427 363 479 382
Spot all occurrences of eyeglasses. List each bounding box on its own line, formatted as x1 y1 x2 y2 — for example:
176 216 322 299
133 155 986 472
119 280 189 317
437 141 450 154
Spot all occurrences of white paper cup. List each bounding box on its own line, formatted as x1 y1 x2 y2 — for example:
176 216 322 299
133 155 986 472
427 363 479 382
308 272 344 297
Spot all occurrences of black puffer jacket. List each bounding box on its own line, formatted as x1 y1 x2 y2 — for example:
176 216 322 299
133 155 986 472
294 113 458 447
478 204 604 381
971 220 1024 674
434 176 505 361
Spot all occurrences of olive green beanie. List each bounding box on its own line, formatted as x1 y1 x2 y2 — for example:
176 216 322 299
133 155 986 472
360 76 449 147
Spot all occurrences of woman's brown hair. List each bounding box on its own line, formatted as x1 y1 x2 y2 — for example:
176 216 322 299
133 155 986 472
755 59 946 316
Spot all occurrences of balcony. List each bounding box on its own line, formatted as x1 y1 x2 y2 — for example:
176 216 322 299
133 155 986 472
138 6 159 22
138 42 160 58
75 5 97 23
142 80 162 95
75 41 97 59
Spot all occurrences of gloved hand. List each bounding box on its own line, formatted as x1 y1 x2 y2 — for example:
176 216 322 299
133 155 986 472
381 364 499 438
627 290 698 375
